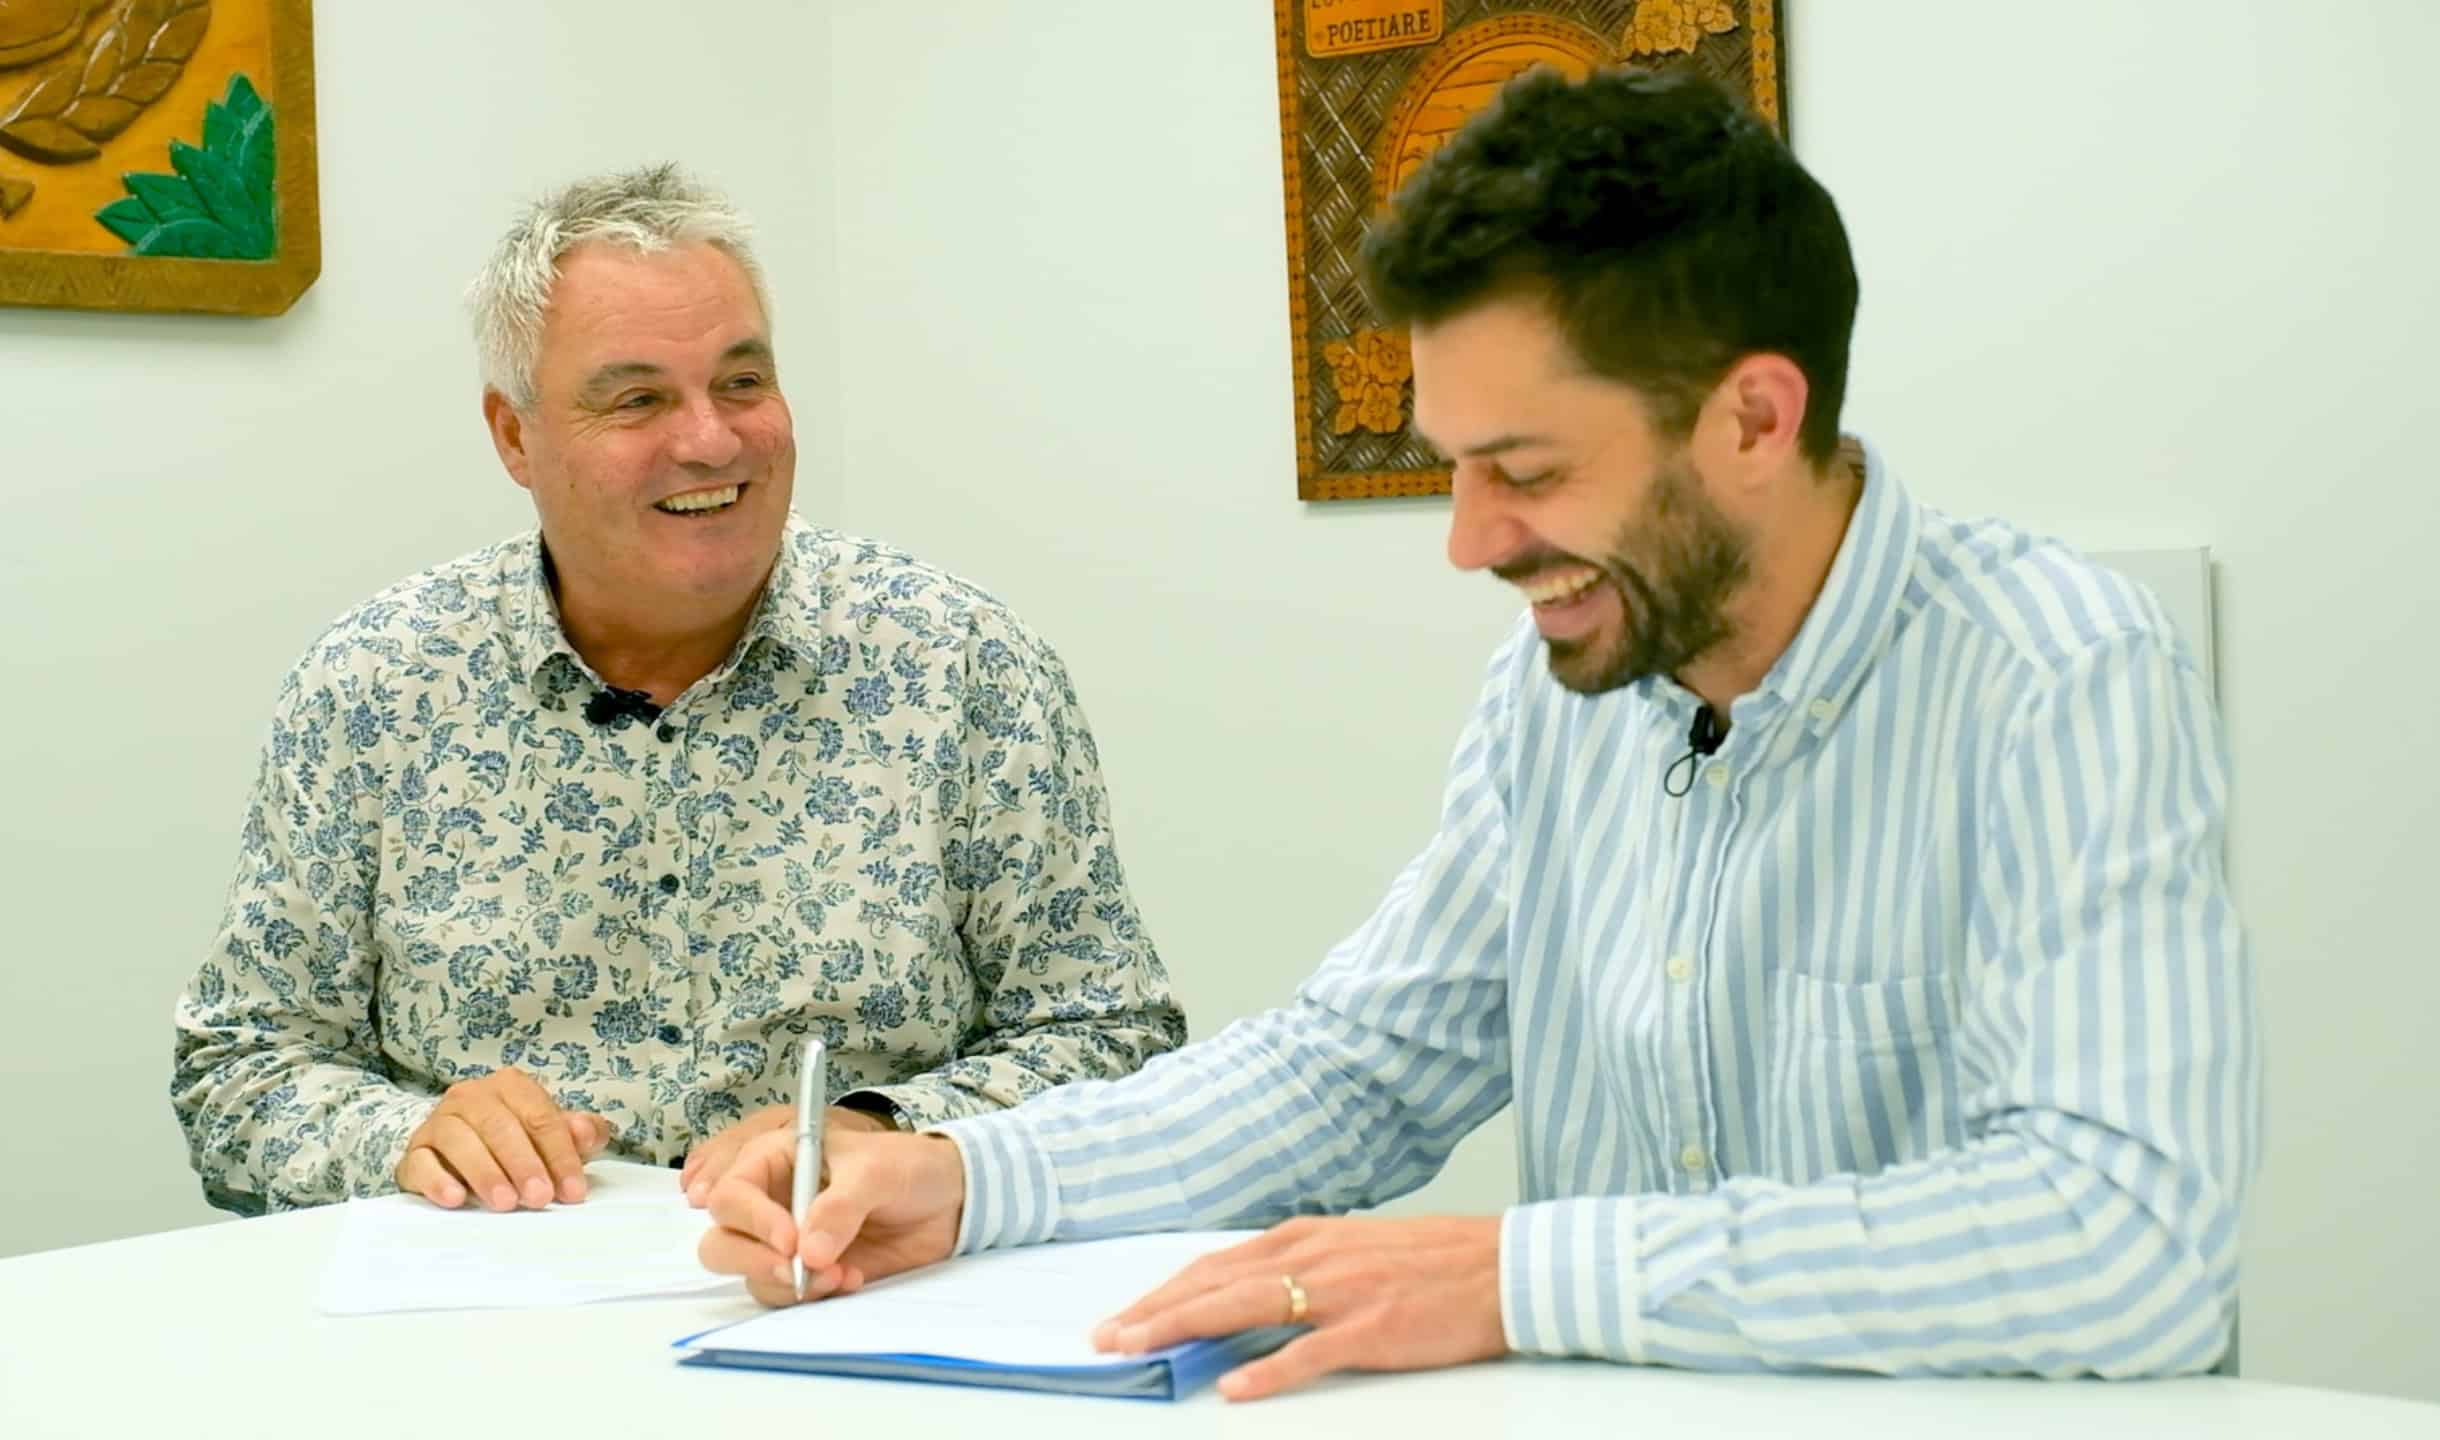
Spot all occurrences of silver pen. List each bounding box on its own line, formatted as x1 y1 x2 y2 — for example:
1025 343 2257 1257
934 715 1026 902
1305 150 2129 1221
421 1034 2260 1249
790 1037 826 1301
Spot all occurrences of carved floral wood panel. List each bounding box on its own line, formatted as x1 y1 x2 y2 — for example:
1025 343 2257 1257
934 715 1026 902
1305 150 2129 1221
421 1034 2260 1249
1276 0 1785 500
0 0 317 315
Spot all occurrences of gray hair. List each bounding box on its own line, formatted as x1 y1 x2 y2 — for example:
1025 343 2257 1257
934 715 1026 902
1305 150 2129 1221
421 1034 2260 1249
469 163 770 410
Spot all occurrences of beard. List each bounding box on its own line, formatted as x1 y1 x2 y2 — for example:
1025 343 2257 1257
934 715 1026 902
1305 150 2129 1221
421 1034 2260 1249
1533 455 1751 695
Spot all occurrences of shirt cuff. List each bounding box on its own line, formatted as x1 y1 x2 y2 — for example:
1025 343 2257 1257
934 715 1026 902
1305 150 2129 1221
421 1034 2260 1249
1500 1196 1644 1363
267 1084 440 1210
931 1111 1062 1255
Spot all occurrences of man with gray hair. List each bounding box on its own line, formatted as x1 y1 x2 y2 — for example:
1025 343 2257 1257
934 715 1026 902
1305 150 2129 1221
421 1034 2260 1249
172 164 1185 1215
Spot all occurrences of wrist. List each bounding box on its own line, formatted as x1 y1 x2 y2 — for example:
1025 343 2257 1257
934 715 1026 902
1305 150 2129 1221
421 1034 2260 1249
926 1133 967 1241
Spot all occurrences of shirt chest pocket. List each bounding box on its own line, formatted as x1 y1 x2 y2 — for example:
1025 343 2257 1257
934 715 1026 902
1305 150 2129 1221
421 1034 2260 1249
1762 969 1961 1185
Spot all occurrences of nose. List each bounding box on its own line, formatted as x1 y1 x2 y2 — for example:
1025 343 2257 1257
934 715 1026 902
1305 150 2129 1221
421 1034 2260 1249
1445 461 1526 573
667 393 744 470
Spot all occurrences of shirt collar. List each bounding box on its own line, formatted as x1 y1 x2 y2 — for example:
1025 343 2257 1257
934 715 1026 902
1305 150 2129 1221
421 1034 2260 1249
500 514 827 700
1742 436 1920 728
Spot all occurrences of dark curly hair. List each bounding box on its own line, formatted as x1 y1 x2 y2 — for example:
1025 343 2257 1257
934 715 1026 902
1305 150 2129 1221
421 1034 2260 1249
1361 66 1858 464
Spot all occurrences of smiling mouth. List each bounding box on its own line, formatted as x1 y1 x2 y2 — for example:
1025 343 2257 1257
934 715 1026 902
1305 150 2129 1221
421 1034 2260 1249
1518 566 1602 608
655 483 743 517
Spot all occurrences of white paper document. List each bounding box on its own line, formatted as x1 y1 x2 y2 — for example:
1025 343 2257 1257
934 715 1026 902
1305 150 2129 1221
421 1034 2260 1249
680 1230 1259 1368
317 1159 733 1315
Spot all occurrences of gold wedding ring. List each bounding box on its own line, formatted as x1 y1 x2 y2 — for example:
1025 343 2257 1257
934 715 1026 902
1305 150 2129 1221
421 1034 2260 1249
1281 1273 1310 1325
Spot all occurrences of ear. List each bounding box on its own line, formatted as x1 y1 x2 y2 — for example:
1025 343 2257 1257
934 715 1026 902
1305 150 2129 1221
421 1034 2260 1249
484 388 535 491
1698 353 1810 483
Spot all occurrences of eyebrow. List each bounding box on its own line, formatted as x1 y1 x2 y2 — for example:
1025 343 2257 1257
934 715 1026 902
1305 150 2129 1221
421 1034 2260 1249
578 361 664 399
1416 431 1554 462
1460 433 1554 457
577 339 776 401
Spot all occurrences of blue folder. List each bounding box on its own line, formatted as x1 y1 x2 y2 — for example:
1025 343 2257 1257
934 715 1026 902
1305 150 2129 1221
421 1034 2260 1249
675 1323 1301 1401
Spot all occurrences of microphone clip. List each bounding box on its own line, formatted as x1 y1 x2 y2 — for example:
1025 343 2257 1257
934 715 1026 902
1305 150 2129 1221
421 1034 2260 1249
584 685 664 728
1661 704 1726 798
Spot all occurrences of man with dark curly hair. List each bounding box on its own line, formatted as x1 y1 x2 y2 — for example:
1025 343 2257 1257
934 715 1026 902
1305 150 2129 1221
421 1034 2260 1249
699 68 2257 1396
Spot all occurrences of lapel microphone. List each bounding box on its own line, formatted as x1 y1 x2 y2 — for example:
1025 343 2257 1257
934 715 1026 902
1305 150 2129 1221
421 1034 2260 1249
1661 704 1726 798
583 685 663 728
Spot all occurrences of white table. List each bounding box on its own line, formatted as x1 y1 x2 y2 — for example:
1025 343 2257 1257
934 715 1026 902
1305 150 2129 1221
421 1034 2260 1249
4 1207 2434 1439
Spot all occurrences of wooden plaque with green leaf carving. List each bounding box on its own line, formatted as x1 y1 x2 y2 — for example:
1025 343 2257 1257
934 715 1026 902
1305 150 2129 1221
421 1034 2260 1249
0 0 316 315
1275 0 1787 500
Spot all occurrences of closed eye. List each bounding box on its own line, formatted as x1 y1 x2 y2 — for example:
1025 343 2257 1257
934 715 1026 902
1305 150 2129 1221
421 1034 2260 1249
1496 464 1559 492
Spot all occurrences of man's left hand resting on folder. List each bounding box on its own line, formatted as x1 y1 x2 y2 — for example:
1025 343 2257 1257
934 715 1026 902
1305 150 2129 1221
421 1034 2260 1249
1087 1215 1506 1401
697 1128 1507 1400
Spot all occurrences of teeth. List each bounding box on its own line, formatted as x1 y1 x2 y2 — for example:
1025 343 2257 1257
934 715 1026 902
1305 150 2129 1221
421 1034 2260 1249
1521 568 1600 605
657 484 741 514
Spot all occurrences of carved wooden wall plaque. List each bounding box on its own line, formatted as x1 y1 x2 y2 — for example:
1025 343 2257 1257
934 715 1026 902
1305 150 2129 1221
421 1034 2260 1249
0 0 318 315
1275 0 1787 500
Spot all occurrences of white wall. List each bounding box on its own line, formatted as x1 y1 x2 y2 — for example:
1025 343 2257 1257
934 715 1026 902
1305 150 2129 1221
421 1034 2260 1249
0 2 839 1255
824 0 2440 1405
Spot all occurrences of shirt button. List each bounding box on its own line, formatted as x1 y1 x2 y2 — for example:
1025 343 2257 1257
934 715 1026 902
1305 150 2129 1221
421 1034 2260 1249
1680 1143 1709 1173
655 1024 683 1045
1704 765 1730 790
1666 954 1693 983
1808 698 1837 723
656 723 677 742
657 873 680 895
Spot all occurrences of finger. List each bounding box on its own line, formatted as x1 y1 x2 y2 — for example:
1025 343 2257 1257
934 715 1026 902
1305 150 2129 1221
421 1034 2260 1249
496 1079 588 1204
700 1219 847 1308
682 1130 746 1206
1096 1246 1256 1340
465 1093 557 1209
396 1146 466 1208
1218 1328 1359 1403
1102 1220 1326 1335
687 1106 796 1199
530 1114 590 1204
698 1220 791 1284
568 1111 614 1158
705 1137 803 1260
741 1263 846 1310
1101 1273 1296 1355
427 1114 517 1212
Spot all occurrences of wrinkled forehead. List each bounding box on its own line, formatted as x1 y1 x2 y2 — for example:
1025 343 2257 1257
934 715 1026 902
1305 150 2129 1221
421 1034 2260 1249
538 241 772 384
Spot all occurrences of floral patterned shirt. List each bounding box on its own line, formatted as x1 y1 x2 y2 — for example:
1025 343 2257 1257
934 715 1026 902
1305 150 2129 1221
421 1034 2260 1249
173 516 1184 1213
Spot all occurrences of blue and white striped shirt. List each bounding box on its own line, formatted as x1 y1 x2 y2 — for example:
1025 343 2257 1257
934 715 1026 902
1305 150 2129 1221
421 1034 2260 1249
939 444 2259 1377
